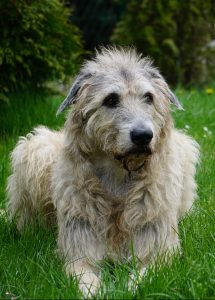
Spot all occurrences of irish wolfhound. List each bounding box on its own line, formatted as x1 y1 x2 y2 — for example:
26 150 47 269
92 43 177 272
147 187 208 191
7 48 199 295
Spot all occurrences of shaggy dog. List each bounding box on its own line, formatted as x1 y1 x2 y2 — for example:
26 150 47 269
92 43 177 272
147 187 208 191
7 48 199 295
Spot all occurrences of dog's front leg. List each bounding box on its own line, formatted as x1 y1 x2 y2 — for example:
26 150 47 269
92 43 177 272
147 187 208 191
128 219 180 293
57 216 105 297
130 218 180 285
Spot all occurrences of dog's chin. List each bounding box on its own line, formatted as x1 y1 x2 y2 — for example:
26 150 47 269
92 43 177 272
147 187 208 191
114 147 152 172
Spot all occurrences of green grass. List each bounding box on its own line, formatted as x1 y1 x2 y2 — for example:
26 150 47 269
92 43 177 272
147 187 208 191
0 89 215 299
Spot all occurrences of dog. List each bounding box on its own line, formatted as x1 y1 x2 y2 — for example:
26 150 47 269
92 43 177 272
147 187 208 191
7 47 199 296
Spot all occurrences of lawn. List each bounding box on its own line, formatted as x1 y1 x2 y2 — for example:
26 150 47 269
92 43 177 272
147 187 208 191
0 89 214 299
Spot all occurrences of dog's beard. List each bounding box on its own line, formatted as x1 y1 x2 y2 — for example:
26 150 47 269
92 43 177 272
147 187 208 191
114 147 152 172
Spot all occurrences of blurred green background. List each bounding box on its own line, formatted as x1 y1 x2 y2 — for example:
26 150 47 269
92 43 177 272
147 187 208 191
0 0 215 104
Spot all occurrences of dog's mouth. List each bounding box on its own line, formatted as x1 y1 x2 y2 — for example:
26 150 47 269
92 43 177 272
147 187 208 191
114 147 152 172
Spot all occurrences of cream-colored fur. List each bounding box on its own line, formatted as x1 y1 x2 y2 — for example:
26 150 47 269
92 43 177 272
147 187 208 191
7 48 199 296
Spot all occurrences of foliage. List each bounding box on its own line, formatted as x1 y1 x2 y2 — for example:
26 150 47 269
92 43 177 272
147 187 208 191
0 0 83 102
112 0 215 85
67 0 125 50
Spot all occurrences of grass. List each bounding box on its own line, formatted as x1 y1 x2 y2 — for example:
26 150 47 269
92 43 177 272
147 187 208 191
0 89 215 299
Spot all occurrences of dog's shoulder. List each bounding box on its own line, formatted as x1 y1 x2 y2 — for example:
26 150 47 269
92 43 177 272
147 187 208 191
169 129 200 165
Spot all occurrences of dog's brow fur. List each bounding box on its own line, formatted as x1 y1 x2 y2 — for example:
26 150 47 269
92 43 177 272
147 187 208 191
7 47 200 296
120 67 133 82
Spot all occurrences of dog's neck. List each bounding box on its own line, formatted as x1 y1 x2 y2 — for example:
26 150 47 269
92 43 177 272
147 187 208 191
90 152 134 198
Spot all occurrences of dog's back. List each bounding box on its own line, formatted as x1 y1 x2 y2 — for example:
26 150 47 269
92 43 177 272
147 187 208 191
7 126 64 229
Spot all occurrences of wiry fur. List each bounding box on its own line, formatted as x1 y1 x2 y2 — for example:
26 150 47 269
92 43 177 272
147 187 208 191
7 48 199 296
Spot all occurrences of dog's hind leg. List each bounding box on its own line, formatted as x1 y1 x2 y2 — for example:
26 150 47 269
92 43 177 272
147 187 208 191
7 173 33 230
6 135 42 230
7 126 63 230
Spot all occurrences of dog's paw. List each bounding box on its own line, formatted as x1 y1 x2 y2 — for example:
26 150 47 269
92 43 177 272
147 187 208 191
79 271 100 298
128 267 147 293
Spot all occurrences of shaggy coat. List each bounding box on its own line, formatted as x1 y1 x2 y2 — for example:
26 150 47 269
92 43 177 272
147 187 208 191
7 48 199 295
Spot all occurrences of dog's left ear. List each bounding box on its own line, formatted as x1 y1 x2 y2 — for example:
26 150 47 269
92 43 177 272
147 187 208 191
150 70 183 110
56 73 92 116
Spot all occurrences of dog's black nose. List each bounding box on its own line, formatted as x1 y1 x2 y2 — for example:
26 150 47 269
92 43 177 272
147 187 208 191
130 128 153 146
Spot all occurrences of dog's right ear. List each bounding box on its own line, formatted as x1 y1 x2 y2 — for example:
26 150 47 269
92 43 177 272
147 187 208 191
56 73 92 116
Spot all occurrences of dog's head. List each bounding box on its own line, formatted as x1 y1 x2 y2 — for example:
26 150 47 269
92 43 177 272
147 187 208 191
58 47 182 171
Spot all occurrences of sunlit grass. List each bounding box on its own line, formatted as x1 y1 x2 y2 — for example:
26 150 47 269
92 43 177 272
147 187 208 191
0 89 214 299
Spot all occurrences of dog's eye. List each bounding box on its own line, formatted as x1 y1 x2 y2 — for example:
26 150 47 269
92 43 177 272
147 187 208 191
143 92 153 104
103 93 119 108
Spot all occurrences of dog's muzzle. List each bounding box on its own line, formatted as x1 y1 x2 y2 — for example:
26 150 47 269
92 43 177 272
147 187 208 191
113 127 153 172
